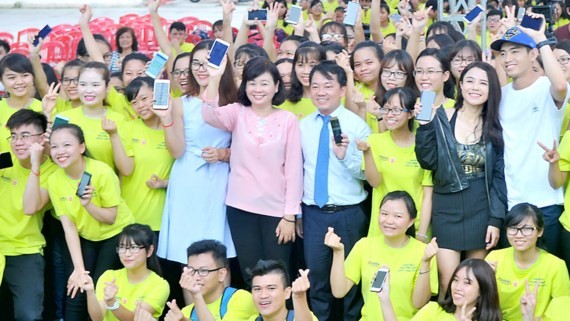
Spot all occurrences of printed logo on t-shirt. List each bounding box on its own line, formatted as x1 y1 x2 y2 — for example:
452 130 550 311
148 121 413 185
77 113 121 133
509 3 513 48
405 160 420 168
398 263 417 273
157 142 167 150
96 132 111 141
367 260 380 268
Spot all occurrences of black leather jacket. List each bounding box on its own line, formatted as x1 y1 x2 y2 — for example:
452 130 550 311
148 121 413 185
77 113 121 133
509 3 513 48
415 107 507 228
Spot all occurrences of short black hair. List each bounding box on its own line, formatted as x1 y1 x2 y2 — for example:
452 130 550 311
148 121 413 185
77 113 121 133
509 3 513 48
237 56 286 106
121 52 151 75
249 259 290 288
309 60 347 87
170 21 187 33
486 9 503 18
0 39 9 53
6 109 48 133
186 239 228 268
0 53 34 79
213 20 223 30
125 76 154 102
322 41 345 56
76 34 111 58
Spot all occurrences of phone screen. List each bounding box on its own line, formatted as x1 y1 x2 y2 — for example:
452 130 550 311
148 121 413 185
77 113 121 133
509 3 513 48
153 80 170 110
330 117 343 145
145 52 169 79
52 115 70 129
0 152 13 170
248 9 268 21
389 14 401 24
520 15 543 30
344 2 359 26
370 269 388 292
33 25 52 46
517 8 526 21
286 5 302 24
76 172 92 198
208 40 229 69
464 5 483 23
417 91 436 122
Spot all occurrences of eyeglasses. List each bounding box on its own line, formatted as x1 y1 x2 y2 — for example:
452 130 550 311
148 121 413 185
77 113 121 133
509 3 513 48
506 226 536 236
487 18 501 23
381 70 407 79
116 245 145 254
379 107 409 115
172 69 190 77
61 77 79 86
413 69 444 77
191 61 208 71
321 33 344 41
451 57 477 66
185 267 224 277
557 56 570 65
7 133 43 143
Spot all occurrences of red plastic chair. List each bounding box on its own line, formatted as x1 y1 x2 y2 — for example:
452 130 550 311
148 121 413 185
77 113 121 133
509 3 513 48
10 47 30 56
132 23 156 52
91 17 116 28
10 42 29 50
191 20 213 32
40 41 67 64
119 14 140 26
0 32 14 44
17 28 40 43
185 34 202 45
53 34 74 60
51 24 76 36
178 16 199 26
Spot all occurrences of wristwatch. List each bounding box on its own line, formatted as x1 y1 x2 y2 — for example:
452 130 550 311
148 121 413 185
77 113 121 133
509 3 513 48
106 299 120 311
536 40 550 49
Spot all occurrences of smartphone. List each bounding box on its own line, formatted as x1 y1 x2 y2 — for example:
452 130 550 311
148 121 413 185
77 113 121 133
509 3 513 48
389 13 402 24
370 268 389 292
330 117 343 145
153 79 170 110
248 9 268 21
33 25 52 46
344 2 359 26
517 7 526 22
521 14 543 30
145 51 169 79
286 5 303 25
464 5 484 23
416 90 436 122
208 39 230 69
0 152 13 170
52 114 70 129
76 171 92 198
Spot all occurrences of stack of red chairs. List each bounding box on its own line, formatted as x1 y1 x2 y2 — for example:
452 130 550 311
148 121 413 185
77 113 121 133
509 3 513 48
0 32 14 44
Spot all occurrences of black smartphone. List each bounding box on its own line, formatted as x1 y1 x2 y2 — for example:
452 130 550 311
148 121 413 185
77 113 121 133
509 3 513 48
370 268 389 292
0 152 13 169
52 115 70 129
76 171 92 198
520 15 543 30
330 117 343 145
416 91 436 122
33 25 52 46
248 9 268 21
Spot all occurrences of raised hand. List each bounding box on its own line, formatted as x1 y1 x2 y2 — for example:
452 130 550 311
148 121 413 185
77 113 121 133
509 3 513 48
332 133 349 160
459 302 476 321
518 12 547 42
291 269 311 296
538 140 560 163
79 4 93 25
422 237 438 262
29 142 45 172
179 267 202 295
42 82 61 120
355 138 370 152
324 227 344 251
102 115 118 135
520 280 539 321
147 0 162 13
411 6 432 31
103 277 119 304
266 2 279 29
164 300 185 321
220 0 236 18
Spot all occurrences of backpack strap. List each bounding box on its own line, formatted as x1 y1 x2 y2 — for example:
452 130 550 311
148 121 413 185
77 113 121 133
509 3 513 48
190 287 238 321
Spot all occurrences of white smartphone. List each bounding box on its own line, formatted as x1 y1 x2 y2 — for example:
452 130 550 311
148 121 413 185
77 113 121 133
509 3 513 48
370 268 389 292
344 2 359 26
153 79 170 110
464 5 484 23
517 7 526 22
208 39 230 69
145 51 169 79
389 13 402 24
416 90 436 122
286 5 303 25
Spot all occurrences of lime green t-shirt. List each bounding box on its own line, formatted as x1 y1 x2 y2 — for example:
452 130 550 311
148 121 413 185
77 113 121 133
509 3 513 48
365 132 432 237
380 22 397 37
356 83 381 133
107 87 138 121
557 130 570 231
323 0 339 13
486 247 570 321
180 42 195 53
0 99 43 153
96 268 169 319
0 159 57 256
344 236 438 321
277 20 294 35
53 97 76 118
277 98 316 121
560 101 570 140
247 313 318 321
121 119 174 231
0 253 4 285
410 302 456 321
44 157 135 241
59 107 132 169
543 296 570 321
181 288 257 320
442 98 456 109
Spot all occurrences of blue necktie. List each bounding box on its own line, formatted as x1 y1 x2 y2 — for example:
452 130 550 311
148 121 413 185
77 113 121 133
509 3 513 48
314 115 330 208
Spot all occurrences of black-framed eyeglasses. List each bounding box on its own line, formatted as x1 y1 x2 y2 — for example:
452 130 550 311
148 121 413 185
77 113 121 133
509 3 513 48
381 70 407 79
506 226 536 236
451 57 477 66
186 266 224 277
191 61 208 71
557 57 570 65
413 69 444 77
379 107 409 115
116 245 145 254
61 77 79 86
172 69 190 77
7 133 43 143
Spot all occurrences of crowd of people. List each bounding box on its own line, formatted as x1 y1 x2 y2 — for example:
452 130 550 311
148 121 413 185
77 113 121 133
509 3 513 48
0 0 570 320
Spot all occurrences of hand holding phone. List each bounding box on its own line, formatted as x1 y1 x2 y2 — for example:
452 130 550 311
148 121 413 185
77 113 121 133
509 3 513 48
464 5 484 24
370 268 389 292
76 171 92 198
330 117 343 145
153 80 171 110
248 9 268 21
33 25 52 47
145 52 169 79
286 5 302 25
344 2 360 26
208 39 230 69
520 14 543 30
389 14 402 24
0 152 13 170
416 91 436 122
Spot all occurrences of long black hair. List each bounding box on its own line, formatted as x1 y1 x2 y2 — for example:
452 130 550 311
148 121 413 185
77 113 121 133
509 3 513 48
118 224 163 276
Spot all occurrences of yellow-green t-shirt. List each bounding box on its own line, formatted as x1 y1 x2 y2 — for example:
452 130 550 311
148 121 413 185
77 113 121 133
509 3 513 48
96 268 169 319
557 130 570 231
476 31 493 50
365 132 432 236
543 296 570 321
59 107 132 169
344 236 438 321
362 8 371 25
181 288 257 320
380 22 397 37
247 313 318 321
356 83 381 134
485 247 570 321
0 159 57 256
107 87 138 121
323 0 339 13
277 20 294 35
410 302 456 321
277 98 316 121
442 98 456 109
53 97 76 117
560 101 570 140
0 99 43 153
44 157 135 241
180 42 195 53
121 119 174 231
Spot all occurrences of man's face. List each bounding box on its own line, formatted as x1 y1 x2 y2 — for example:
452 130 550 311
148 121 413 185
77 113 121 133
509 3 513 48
170 28 187 45
186 253 225 298
9 124 44 161
310 71 346 115
252 273 290 319
499 43 534 79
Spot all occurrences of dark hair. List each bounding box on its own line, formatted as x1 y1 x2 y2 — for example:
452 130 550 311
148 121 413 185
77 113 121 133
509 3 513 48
427 21 453 38
287 41 325 103
320 21 348 48
486 9 503 18
310 0 322 9
426 34 455 51
309 60 347 87
0 39 10 54
440 259 502 321
381 87 418 131
186 40 237 106
505 202 545 232
455 62 503 150
61 59 86 79
118 224 162 276
378 49 418 99
42 63 59 87
322 41 345 56
235 44 269 66
6 109 48 133
448 40 483 78
169 21 187 32
238 56 286 106
249 259 290 288
379 190 417 237
0 53 34 79
172 52 192 72
212 20 223 31
80 61 111 86
50 124 91 157
116 27 138 53
125 76 154 102
281 35 308 47
350 41 384 72
110 71 122 80
416 48 455 99
275 58 294 66
76 34 111 58
555 40 570 54
121 52 150 76
270 0 289 25
186 239 228 268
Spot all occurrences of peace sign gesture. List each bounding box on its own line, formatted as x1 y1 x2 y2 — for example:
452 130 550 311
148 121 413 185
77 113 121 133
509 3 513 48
520 280 539 321
537 140 560 163
459 302 476 321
